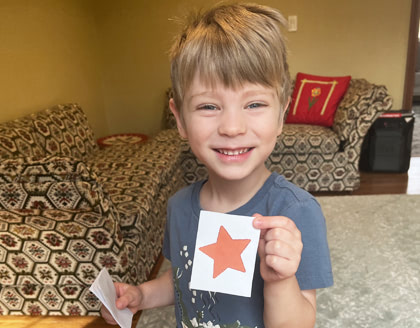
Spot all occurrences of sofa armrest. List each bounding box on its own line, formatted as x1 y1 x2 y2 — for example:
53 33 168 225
332 79 393 150
0 156 116 216
0 205 129 315
0 118 45 159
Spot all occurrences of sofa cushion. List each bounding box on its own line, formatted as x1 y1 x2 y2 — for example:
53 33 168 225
286 73 351 127
85 129 183 282
0 118 45 159
86 130 182 220
279 124 341 155
31 103 98 160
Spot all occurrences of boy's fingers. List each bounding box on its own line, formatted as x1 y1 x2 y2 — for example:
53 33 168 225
101 305 117 325
264 240 296 260
265 254 295 274
114 282 129 296
257 238 266 259
253 215 292 229
115 292 135 309
264 227 291 242
263 228 302 253
113 282 139 310
253 214 300 237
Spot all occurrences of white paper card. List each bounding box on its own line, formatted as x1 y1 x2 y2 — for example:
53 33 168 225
89 268 133 328
190 210 260 297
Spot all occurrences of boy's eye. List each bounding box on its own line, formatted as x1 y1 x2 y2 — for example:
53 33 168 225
247 102 266 109
198 104 218 110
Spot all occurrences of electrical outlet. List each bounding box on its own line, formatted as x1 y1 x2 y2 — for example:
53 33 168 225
288 15 298 32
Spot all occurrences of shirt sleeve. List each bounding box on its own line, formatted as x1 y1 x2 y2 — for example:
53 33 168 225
283 198 334 290
162 200 172 261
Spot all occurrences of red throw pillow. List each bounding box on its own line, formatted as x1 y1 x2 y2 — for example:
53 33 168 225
286 73 351 127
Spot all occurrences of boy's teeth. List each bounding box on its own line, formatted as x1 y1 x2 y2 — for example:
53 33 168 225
218 148 249 155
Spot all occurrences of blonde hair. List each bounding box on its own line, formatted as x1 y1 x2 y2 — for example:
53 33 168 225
169 2 291 111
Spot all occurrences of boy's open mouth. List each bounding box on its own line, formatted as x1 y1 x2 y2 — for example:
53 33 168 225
215 148 253 156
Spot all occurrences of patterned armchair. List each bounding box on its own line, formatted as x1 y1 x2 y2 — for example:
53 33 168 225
165 78 393 192
0 104 183 315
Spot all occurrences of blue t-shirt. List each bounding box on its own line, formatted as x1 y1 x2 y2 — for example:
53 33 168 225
163 172 333 328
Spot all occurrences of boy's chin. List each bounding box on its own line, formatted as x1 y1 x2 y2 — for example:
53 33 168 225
207 165 270 183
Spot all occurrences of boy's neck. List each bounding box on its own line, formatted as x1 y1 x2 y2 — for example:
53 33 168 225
199 168 272 213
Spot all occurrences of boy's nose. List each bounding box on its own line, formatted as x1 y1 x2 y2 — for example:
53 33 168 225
218 109 247 136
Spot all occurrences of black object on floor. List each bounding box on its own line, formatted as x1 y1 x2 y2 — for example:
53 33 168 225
360 111 415 172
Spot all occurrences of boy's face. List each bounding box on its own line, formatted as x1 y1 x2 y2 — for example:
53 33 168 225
170 74 285 183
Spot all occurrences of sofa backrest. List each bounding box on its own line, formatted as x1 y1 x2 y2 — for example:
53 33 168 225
0 103 98 161
30 103 98 160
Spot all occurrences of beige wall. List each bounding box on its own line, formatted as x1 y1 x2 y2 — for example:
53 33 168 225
92 0 175 136
0 0 412 138
268 0 411 107
0 0 108 137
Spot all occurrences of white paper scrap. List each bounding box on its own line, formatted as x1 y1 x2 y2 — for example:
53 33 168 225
89 268 133 328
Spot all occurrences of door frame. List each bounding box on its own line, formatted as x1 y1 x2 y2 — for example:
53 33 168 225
403 0 420 109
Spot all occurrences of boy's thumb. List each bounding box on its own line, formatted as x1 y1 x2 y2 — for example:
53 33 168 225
116 294 130 309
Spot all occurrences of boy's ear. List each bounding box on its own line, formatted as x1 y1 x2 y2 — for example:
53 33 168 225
169 98 187 139
277 97 291 136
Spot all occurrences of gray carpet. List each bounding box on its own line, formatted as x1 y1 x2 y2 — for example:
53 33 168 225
137 194 420 328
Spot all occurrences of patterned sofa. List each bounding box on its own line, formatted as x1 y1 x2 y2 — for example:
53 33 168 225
0 104 183 315
165 78 393 192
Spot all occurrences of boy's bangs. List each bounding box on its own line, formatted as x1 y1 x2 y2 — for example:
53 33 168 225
192 37 277 91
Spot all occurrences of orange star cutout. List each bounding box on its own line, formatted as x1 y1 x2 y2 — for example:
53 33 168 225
199 225 251 278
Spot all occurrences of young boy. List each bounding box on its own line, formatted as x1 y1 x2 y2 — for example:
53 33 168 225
101 3 333 327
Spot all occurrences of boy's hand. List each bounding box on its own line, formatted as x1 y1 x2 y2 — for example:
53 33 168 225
253 214 303 283
100 282 143 325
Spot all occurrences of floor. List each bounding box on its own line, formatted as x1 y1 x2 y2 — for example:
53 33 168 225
353 156 420 195
0 315 134 328
138 194 420 328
